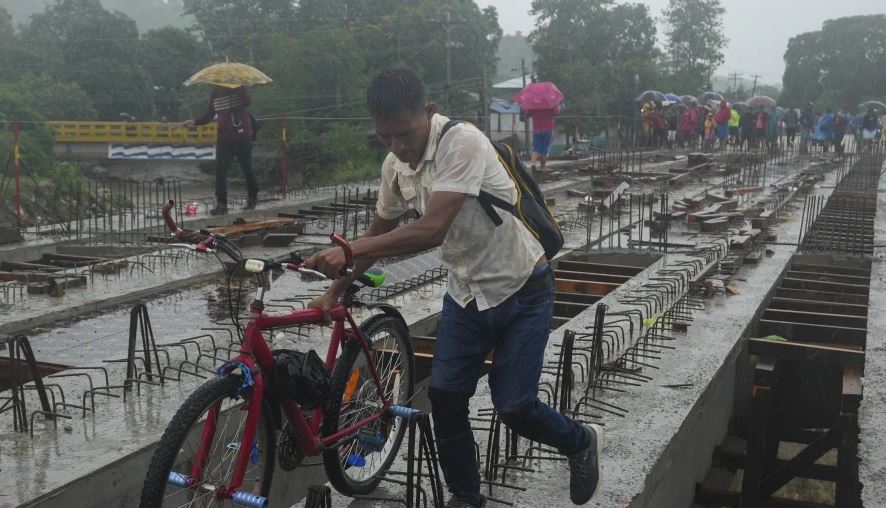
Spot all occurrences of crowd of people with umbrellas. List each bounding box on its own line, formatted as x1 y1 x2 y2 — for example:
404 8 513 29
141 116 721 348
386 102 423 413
636 90 886 155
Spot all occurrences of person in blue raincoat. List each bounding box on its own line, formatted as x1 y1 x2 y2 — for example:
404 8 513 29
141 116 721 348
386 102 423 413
767 107 780 152
815 110 835 152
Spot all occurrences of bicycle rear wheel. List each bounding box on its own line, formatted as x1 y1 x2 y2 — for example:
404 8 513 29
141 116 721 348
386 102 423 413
139 375 276 508
322 314 415 495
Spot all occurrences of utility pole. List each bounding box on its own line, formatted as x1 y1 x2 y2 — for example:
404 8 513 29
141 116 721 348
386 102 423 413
751 74 762 96
480 65 490 137
12 118 20 227
729 72 743 94
522 58 530 157
444 13 456 111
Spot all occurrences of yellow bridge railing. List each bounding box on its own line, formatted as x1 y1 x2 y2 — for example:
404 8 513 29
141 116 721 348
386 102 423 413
47 121 217 144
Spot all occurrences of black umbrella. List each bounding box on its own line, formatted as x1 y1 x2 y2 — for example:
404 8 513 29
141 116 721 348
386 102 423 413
635 90 666 103
859 100 886 112
701 91 724 103
680 95 699 105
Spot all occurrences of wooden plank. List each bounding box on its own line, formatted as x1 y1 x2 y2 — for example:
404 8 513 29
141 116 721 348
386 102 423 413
774 288 869 306
42 253 108 264
210 218 295 235
0 260 64 272
600 182 630 209
768 297 868 317
553 270 631 284
758 320 867 348
713 447 840 481
762 309 867 329
748 338 865 370
791 263 871 278
780 277 870 295
786 270 871 286
554 278 621 297
554 292 602 305
669 171 691 185
555 260 644 276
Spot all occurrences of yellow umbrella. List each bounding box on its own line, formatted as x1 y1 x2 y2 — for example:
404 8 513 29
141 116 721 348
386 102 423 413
183 62 273 88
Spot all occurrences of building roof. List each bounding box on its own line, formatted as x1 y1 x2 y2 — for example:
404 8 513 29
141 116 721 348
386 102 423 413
490 99 521 114
493 76 530 90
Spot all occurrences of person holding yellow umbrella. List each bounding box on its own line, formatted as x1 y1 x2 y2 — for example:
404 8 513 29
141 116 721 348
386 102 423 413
182 62 272 215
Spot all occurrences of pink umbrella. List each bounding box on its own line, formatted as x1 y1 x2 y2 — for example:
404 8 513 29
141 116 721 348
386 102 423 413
513 82 565 111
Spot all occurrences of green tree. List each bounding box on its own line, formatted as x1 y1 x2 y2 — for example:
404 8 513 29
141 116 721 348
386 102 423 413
781 15 886 111
0 2 13 37
21 0 153 119
292 0 501 112
530 1 660 137
0 73 97 120
182 0 295 61
662 0 727 94
140 27 211 119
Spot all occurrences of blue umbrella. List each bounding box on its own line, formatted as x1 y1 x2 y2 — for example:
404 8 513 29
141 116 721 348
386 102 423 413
635 90 666 103
665 93 682 103
850 113 865 129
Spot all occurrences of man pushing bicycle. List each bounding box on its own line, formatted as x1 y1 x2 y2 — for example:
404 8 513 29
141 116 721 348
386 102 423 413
306 69 602 507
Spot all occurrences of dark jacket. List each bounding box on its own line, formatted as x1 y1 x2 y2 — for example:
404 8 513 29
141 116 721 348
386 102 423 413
195 87 254 143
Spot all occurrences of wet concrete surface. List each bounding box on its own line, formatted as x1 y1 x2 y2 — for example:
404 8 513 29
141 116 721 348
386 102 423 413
858 158 886 507
0 151 849 507
0 251 449 507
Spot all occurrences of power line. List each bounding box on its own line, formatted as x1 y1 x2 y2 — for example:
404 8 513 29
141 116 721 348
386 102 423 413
728 72 743 91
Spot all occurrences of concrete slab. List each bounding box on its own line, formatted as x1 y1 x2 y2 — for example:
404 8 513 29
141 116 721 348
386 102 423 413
858 160 886 506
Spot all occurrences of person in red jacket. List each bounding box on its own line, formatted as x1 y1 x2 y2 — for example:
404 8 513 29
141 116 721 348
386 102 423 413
526 105 561 172
678 106 698 149
714 100 731 150
647 109 667 148
183 86 258 215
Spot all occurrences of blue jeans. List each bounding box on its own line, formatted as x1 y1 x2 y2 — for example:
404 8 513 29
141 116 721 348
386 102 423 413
532 130 554 156
429 265 587 502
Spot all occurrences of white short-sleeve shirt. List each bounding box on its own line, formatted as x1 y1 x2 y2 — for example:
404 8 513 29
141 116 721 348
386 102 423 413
376 114 545 310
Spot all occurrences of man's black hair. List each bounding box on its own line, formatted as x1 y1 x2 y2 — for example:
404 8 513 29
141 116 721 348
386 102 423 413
367 69 427 120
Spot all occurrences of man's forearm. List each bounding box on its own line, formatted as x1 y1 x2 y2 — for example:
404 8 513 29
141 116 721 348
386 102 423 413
351 218 443 261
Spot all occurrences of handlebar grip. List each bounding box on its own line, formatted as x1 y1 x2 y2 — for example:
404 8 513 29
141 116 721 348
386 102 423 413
329 233 353 274
161 199 181 235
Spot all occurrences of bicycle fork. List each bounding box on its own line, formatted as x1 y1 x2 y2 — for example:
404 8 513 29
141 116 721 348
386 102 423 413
167 368 268 508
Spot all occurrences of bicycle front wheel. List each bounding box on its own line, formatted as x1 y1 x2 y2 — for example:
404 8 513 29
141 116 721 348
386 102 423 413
139 375 276 508
322 314 415 495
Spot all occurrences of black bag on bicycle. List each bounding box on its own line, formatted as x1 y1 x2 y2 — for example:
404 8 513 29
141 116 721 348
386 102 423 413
272 349 330 410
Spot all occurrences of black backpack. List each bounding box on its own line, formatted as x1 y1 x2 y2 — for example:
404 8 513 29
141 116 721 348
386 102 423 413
440 120 563 260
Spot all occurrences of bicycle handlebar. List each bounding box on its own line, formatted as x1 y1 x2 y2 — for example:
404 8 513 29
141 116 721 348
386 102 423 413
161 200 182 236
160 199 355 276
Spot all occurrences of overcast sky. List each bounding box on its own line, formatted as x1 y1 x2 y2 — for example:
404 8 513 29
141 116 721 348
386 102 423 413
476 0 886 85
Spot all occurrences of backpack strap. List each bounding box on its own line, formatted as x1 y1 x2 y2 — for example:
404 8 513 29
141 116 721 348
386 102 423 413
438 119 512 227
440 119 462 139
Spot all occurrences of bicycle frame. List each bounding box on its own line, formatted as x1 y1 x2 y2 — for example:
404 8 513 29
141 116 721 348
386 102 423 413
158 199 399 501
192 299 393 499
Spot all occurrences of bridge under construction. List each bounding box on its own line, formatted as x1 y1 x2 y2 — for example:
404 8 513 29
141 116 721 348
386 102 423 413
1 140 885 508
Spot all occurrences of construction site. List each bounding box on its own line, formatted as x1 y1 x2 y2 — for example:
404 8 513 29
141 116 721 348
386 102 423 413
1 130 883 508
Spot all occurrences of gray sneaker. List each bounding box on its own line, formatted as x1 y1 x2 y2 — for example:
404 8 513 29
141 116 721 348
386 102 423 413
568 424 603 504
445 494 486 508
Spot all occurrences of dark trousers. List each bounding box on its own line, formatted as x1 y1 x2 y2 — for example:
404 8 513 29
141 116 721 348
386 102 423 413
429 265 587 503
215 139 257 204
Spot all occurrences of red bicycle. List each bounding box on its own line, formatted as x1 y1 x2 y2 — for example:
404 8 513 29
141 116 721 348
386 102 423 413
139 200 416 508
